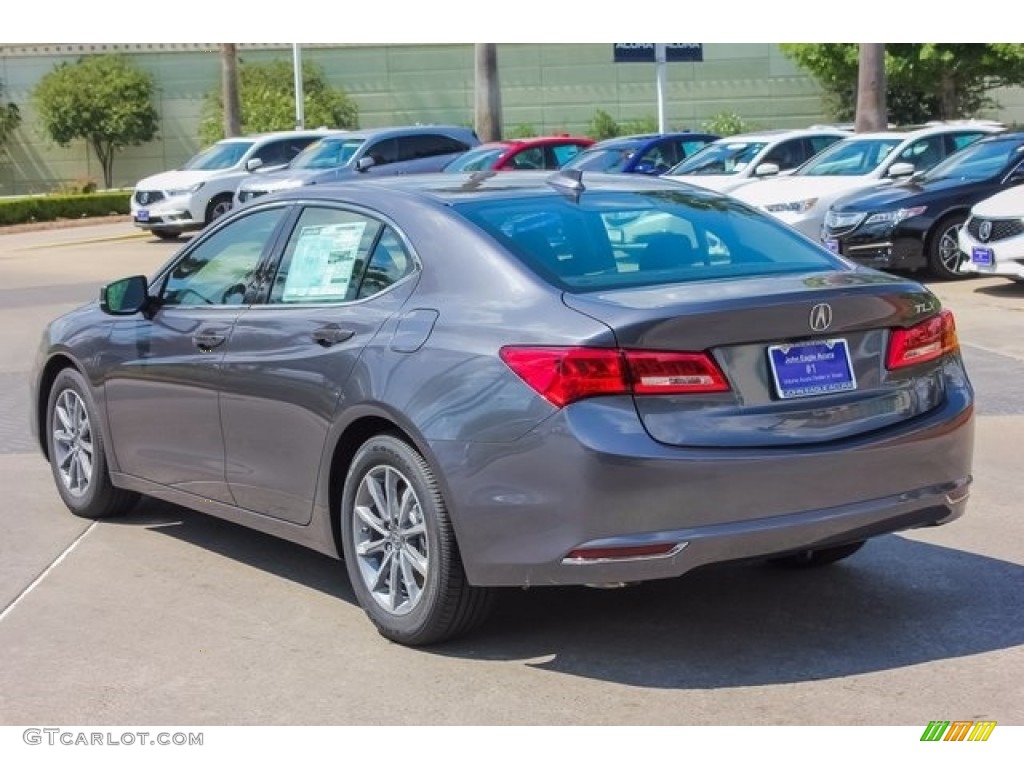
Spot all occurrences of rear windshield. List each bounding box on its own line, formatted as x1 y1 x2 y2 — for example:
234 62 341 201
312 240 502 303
454 190 842 293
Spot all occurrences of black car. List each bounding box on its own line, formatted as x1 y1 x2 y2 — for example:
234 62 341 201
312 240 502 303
822 132 1024 279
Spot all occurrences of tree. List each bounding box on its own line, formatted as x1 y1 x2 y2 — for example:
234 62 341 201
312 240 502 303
474 44 502 142
199 59 358 145
781 44 1024 124
221 44 241 138
33 55 158 189
0 80 20 153
855 44 887 132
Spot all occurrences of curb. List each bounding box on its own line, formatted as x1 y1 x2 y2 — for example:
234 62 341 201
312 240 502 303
0 215 133 236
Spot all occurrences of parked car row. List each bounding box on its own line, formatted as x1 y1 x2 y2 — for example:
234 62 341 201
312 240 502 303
131 125 481 239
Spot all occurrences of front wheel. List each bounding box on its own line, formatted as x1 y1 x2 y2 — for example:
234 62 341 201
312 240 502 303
927 214 969 280
341 435 493 646
204 195 233 225
45 368 139 519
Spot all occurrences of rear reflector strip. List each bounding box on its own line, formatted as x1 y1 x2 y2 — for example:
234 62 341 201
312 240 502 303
563 541 687 564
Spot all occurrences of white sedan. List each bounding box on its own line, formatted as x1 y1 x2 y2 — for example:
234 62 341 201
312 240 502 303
959 185 1024 282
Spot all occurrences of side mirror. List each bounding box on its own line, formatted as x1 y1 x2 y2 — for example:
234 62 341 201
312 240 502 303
887 162 915 178
101 275 150 316
754 162 781 178
245 158 264 172
356 156 376 173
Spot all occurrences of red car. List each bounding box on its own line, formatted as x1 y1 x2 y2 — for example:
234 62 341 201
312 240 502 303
444 135 595 172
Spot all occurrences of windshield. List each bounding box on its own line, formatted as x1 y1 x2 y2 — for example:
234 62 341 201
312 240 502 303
289 138 365 170
445 146 508 172
923 139 1024 182
182 141 255 170
561 146 639 173
798 138 902 177
453 191 839 293
666 142 768 176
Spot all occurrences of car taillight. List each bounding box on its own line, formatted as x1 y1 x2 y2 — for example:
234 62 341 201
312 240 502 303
886 309 959 370
499 346 730 408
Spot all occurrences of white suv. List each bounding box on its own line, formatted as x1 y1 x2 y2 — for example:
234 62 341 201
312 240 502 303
130 129 332 240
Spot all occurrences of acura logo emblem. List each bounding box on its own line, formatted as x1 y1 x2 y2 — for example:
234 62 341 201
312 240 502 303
809 303 833 332
979 220 992 242
139 192 149 205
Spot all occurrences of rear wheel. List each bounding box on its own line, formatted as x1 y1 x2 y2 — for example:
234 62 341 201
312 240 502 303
341 435 493 646
769 541 865 568
45 368 139 519
927 214 969 280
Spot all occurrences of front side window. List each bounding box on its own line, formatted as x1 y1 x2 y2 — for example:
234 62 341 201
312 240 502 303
561 146 638 173
161 208 286 306
896 136 945 172
445 146 507 172
454 191 840 293
509 147 545 170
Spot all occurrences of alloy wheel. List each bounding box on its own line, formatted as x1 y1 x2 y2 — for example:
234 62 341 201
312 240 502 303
52 389 94 497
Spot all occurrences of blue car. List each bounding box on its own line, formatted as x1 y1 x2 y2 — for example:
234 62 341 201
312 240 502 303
560 132 719 175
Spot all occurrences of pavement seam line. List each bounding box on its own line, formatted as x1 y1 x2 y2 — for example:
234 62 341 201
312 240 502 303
961 340 1024 363
0 522 97 623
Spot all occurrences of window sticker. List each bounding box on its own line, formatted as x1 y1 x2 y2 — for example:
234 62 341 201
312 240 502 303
282 221 367 301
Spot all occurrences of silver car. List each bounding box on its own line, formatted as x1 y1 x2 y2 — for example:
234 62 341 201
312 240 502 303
31 171 974 645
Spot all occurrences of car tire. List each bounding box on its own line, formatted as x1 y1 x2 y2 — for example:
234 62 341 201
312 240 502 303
45 368 139 519
768 540 866 568
341 434 493 646
927 214 969 280
152 228 181 241
204 194 233 225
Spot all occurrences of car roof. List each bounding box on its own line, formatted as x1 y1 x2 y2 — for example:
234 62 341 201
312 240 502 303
844 122 1005 142
274 169 718 206
217 129 339 144
591 132 717 149
710 128 850 144
333 124 479 141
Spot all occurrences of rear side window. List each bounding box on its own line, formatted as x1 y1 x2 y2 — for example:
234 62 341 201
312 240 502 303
454 191 840 293
399 134 471 161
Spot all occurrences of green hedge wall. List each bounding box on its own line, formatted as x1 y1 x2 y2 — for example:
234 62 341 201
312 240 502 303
0 192 131 226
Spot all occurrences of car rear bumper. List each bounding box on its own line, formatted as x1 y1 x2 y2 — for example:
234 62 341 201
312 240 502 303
434 366 974 588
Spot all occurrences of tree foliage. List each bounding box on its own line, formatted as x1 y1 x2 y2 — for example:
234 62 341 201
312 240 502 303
32 55 158 189
0 80 21 152
199 59 359 145
781 43 1024 124
586 109 658 140
701 111 757 137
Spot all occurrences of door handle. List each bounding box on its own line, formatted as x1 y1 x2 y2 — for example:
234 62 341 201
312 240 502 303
311 325 355 347
193 331 227 351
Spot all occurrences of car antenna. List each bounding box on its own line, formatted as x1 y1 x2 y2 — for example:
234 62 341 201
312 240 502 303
547 168 584 203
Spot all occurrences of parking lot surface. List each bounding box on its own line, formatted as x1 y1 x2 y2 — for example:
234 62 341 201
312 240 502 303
0 223 1021 725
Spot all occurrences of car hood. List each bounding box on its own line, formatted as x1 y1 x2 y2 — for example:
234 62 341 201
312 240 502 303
971 185 1024 218
666 174 750 193
832 177 989 213
239 167 353 191
134 169 225 190
733 175 881 206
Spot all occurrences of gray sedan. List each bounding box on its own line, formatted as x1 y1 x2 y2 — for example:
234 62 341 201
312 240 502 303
29 172 974 645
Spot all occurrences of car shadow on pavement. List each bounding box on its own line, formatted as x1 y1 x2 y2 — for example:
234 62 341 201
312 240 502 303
119 498 357 604
120 499 1024 690
972 281 1024 297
